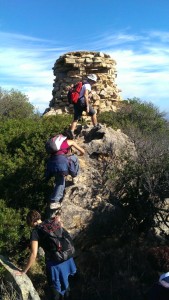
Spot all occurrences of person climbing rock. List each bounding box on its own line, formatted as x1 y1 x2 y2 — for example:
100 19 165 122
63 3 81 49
70 74 101 138
15 210 76 300
45 129 85 211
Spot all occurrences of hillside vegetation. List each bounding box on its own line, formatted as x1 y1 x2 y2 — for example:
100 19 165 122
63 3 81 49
0 89 169 299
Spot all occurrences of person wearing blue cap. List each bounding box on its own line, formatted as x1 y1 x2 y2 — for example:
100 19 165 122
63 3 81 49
147 272 169 300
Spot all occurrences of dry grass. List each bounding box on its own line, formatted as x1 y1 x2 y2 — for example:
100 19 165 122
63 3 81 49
0 280 22 300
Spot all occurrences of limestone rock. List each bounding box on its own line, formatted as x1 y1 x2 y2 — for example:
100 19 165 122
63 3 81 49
0 255 40 300
56 125 136 236
85 125 136 157
44 51 122 116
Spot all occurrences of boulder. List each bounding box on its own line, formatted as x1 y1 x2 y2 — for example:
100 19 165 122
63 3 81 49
0 255 40 300
57 125 136 236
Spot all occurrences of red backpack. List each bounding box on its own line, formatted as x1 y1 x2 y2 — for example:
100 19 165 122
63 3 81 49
67 82 83 104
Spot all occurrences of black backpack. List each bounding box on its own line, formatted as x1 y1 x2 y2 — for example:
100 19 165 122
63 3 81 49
38 218 75 263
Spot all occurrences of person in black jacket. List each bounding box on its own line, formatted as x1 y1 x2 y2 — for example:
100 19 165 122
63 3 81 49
16 210 76 300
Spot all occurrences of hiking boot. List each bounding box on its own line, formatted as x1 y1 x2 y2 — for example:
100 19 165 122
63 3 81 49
72 177 78 184
48 208 62 218
83 124 89 129
50 202 61 210
94 123 102 130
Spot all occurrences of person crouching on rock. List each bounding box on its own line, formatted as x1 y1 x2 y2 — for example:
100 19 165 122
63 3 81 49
45 129 85 212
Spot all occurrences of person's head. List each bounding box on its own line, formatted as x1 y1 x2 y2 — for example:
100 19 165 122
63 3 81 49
62 128 74 140
26 210 41 227
87 74 97 84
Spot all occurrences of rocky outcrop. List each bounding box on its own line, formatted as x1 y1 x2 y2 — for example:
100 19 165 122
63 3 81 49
44 51 122 117
0 126 136 299
0 255 40 300
58 125 136 235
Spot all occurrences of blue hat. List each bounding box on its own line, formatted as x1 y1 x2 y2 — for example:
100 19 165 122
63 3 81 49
160 272 169 283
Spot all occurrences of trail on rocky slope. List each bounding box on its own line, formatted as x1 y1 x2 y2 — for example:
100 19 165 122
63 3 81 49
60 124 136 235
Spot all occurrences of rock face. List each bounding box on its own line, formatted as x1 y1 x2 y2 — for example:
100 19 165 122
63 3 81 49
0 126 136 299
44 51 122 117
58 125 136 236
0 255 40 300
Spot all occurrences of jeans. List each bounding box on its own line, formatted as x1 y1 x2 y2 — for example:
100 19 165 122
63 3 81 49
67 154 79 178
50 174 65 202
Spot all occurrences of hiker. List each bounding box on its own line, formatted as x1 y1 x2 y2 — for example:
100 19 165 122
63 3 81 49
146 272 169 300
45 129 85 210
16 210 76 300
70 74 101 137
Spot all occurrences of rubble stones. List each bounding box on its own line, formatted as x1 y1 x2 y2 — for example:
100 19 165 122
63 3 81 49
44 51 122 117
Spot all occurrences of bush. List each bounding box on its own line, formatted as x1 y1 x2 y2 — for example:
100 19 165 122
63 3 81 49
0 87 37 119
0 200 29 259
98 98 169 234
0 115 72 210
98 98 168 135
0 114 72 263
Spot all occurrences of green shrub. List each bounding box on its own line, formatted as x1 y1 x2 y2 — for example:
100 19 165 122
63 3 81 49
0 115 72 209
0 200 29 258
98 98 168 135
107 130 169 235
0 87 36 119
97 99 169 235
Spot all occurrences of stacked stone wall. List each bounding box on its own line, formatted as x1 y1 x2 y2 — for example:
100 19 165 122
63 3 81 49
45 51 122 116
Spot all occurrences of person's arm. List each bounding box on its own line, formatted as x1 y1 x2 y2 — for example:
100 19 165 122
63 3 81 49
67 140 85 155
15 240 38 275
84 89 89 113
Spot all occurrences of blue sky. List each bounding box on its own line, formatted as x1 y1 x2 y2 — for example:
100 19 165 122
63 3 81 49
0 0 169 114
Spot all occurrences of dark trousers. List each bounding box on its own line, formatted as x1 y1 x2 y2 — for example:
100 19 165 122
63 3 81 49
147 283 169 300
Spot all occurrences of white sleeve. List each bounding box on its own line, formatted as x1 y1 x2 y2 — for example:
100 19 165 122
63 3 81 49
79 83 91 98
84 83 91 91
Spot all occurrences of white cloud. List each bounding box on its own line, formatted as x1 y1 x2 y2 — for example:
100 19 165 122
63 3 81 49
0 31 68 112
0 29 169 114
95 31 169 114
26 88 52 113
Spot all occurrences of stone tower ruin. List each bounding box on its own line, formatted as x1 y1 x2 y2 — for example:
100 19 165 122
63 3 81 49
45 51 122 116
